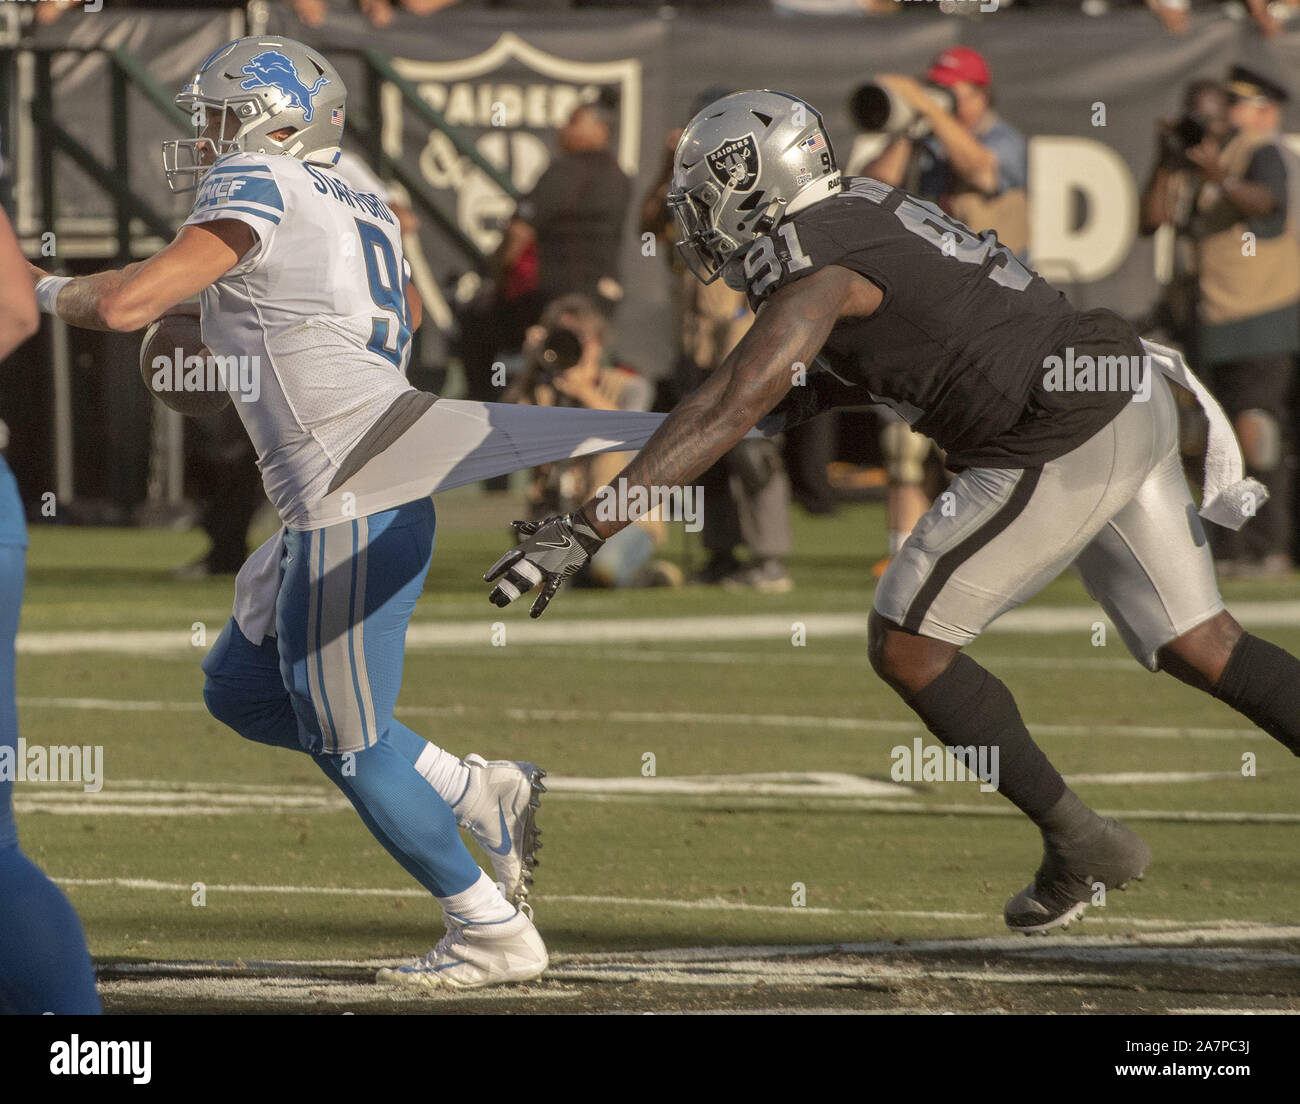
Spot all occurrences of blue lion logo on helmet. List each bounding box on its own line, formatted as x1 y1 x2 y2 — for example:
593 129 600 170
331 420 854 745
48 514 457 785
238 51 329 123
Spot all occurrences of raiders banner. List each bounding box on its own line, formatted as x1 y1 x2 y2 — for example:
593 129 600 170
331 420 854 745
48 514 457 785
20 7 1300 385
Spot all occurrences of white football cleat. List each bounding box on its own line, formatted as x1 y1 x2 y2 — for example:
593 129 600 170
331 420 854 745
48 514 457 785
454 753 545 907
375 908 548 991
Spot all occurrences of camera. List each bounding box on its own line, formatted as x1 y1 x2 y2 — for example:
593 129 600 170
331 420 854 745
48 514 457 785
532 325 584 379
524 325 586 403
850 79 956 139
1162 113 1208 163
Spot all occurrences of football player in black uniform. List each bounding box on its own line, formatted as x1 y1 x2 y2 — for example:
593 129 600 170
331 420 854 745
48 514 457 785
484 91 1300 933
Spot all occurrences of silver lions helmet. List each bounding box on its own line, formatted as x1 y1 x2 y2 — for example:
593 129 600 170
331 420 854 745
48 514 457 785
163 36 346 192
668 90 841 288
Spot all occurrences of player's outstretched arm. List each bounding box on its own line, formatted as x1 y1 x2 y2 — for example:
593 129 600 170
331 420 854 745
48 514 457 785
406 279 423 333
28 220 254 332
0 210 40 360
484 264 879 616
582 265 871 531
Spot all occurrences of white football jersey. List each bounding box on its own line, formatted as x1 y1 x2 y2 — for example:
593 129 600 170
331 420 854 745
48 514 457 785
183 150 416 529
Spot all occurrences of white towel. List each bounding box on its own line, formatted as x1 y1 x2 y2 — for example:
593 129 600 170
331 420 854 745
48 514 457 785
1141 339 1267 531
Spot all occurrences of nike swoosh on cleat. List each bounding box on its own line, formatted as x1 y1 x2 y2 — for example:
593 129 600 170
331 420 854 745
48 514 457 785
534 537 571 550
486 798 513 856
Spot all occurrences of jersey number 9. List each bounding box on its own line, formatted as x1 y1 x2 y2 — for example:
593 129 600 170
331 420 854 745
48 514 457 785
356 219 412 370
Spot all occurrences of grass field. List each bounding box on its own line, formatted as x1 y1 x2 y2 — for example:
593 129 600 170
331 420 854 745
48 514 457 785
12 490 1300 1014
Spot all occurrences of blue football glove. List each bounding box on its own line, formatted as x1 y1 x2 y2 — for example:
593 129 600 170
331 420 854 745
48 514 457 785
484 510 606 618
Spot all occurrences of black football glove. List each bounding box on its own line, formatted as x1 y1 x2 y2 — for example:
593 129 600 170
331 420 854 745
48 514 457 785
484 509 606 618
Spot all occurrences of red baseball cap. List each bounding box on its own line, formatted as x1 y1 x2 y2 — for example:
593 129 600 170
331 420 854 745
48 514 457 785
927 47 991 89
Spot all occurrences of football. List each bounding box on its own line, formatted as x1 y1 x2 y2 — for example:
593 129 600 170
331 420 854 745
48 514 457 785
138 310 232 418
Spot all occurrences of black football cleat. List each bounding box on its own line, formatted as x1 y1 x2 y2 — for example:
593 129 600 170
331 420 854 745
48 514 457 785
1004 817 1151 935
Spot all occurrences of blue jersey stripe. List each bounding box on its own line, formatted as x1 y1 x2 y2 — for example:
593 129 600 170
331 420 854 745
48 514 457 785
219 178 284 211
195 180 284 212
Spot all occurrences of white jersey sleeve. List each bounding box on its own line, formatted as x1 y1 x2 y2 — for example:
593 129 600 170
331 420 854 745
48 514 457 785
183 152 286 276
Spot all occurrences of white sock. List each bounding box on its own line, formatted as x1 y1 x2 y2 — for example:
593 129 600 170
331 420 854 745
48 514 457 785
437 870 517 924
888 529 912 557
414 743 472 808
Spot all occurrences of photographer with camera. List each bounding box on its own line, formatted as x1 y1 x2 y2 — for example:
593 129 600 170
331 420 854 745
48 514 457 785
641 90 797 592
1140 80 1234 356
853 47 1029 578
1144 68 1300 576
859 47 1028 258
504 295 681 590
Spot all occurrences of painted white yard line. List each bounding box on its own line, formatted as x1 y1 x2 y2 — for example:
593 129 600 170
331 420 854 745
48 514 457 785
13 766 1267 813
99 923 1300 976
95 976 569 1005
19 790 346 807
16 694 1266 743
550 793 1300 824
1064 771 1245 785
19 769 1292 822
19 599 1300 655
547 772 907 798
17 696 211 713
491 707 1263 744
49 877 1300 941
536 961 1099 988
592 648 1141 672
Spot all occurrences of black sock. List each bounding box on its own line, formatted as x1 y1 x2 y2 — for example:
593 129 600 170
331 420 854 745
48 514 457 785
1213 633 1300 756
905 652 1067 823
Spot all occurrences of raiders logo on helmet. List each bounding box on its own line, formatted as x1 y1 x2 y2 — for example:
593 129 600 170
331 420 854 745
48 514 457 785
706 134 759 191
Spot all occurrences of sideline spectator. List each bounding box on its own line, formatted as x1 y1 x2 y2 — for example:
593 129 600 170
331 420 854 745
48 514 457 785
641 91 794 592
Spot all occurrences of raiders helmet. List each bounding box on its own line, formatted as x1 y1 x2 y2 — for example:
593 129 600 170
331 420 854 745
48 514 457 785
163 36 346 192
667 90 841 288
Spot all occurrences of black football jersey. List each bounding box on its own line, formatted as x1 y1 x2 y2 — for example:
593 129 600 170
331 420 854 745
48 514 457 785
744 177 1139 468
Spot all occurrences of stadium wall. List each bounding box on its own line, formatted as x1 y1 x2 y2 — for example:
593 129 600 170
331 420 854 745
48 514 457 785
3 6 1299 513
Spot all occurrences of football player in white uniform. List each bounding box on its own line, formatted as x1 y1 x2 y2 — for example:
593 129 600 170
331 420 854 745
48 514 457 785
29 37 548 989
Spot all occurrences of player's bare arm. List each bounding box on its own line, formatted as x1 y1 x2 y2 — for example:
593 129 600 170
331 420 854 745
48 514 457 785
484 264 881 615
0 211 40 359
406 279 423 333
31 220 253 332
587 264 878 539
1183 142 1278 216
492 218 536 285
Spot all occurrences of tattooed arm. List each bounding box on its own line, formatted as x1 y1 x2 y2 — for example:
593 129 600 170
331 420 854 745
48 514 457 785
581 264 881 540
483 263 882 616
28 221 254 333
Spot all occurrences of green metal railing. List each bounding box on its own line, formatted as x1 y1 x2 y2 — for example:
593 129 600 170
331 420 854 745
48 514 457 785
23 43 518 273
30 47 184 257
